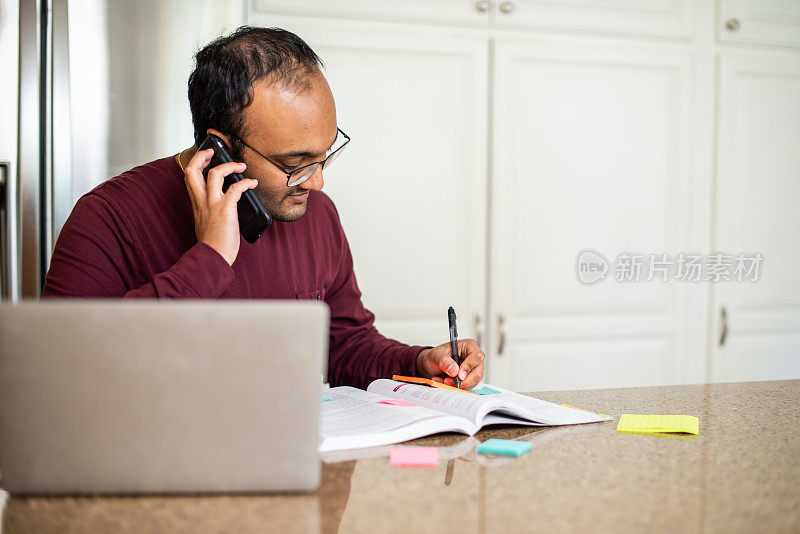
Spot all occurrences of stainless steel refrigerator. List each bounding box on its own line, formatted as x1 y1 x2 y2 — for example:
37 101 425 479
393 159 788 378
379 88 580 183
1 0 243 301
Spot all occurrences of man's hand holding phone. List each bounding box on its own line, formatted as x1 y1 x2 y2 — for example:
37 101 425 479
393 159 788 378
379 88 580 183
182 148 258 266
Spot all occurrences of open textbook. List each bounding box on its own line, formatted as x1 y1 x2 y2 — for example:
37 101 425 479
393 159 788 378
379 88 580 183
319 379 612 452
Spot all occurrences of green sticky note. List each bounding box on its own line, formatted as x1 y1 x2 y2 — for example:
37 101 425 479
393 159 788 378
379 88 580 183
472 386 501 395
616 414 699 435
477 439 531 456
321 393 332 402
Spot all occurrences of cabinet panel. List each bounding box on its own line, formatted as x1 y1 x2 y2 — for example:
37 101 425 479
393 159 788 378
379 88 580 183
252 0 491 28
500 337 675 391
710 51 800 383
247 15 489 346
494 0 695 40
490 38 701 391
719 0 800 48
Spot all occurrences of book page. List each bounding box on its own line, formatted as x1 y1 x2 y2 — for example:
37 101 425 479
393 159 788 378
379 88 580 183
481 413 547 427
322 387 443 436
319 387 477 452
369 380 610 427
368 380 498 424
482 384 610 425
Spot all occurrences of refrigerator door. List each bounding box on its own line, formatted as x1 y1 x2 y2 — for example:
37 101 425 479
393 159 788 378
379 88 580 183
14 0 243 298
18 0 68 298
18 0 41 299
0 0 19 301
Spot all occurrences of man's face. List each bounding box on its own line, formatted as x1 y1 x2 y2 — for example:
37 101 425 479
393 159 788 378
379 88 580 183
232 72 337 222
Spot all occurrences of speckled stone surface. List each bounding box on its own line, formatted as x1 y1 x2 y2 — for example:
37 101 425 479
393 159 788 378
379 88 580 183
3 380 799 533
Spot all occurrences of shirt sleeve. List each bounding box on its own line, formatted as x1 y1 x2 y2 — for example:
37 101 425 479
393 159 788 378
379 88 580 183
41 194 234 299
323 212 430 389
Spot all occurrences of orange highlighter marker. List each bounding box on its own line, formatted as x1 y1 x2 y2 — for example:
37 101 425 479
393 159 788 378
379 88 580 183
392 375 478 395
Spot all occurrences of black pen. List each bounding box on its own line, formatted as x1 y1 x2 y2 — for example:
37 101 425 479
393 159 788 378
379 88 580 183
448 306 461 388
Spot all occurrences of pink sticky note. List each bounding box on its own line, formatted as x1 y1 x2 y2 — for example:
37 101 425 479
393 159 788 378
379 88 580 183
390 447 438 468
379 399 418 407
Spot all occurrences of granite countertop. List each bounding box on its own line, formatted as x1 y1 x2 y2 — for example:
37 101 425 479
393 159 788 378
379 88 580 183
3 380 799 533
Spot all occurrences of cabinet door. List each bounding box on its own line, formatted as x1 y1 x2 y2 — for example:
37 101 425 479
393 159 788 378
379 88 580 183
719 0 800 48
489 37 706 391
493 0 695 40
252 0 491 28
247 15 489 346
710 51 800 383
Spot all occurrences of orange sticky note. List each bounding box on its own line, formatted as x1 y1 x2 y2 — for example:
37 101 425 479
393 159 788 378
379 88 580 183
392 375 478 395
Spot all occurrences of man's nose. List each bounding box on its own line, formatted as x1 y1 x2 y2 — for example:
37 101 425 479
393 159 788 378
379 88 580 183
299 165 324 191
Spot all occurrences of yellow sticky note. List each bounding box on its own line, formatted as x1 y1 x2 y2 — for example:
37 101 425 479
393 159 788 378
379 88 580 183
616 414 699 435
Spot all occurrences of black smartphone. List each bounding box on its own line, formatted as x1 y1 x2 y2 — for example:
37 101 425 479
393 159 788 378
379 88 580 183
197 134 272 244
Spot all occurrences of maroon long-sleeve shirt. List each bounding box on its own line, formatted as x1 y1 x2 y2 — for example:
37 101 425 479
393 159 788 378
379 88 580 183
41 156 426 389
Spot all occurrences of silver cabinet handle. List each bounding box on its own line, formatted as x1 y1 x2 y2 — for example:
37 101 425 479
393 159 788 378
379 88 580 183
497 314 506 356
726 18 740 32
473 314 483 347
499 1 515 14
0 161 7 207
475 0 490 13
719 306 729 347
0 161 11 300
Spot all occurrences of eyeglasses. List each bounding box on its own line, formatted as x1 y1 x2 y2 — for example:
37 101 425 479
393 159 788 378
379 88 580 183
233 128 350 187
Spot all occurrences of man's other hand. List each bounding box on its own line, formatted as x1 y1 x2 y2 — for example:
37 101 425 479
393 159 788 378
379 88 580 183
183 148 258 266
416 339 485 390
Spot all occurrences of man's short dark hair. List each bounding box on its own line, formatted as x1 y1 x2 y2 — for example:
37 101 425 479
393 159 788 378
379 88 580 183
188 26 324 157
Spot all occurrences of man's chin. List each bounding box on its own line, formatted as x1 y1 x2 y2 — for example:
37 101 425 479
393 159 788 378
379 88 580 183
270 201 308 222
253 191 309 223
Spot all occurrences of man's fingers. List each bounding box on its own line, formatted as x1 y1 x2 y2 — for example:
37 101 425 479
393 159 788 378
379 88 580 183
458 352 485 381
431 376 457 387
456 339 485 388
184 149 213 205
207 162 246 202
421 341 484 387
224 178 258 206
185 148 213 174
180 149 250 266
456 340 484 378
437 352 459 377
461 363 484 389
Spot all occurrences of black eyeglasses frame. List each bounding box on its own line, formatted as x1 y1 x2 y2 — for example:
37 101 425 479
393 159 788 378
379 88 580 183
232 127 350 187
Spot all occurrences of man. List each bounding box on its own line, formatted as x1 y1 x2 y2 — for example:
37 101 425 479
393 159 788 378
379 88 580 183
42 27 485 390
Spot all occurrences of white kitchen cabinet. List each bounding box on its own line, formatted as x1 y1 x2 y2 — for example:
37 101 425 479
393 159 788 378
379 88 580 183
247 2 800 391
709 50 800 383
493 0 695 39
718 0 800 48
252 0 491 27
487 36 707 391
247 15 489 346
252 0 697 39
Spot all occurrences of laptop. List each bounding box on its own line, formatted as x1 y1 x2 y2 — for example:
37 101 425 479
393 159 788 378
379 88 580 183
0 300 328 495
